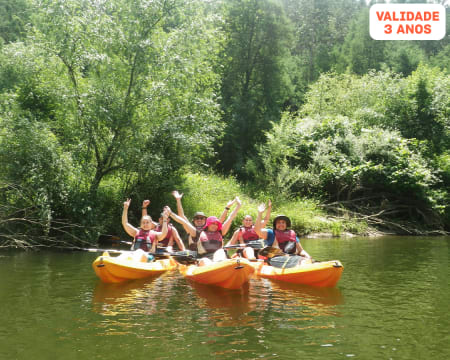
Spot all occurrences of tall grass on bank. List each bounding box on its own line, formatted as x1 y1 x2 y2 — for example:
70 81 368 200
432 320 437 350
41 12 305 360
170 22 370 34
173 172 367 238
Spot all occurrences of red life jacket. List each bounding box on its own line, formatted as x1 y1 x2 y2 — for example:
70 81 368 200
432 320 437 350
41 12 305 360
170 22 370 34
133 229 156 252
155 223 173 247
239 226 259 243
274 229 296 252
198 230 223 254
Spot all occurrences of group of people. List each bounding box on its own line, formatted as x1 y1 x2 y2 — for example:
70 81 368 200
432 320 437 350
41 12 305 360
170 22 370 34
121 191 311 265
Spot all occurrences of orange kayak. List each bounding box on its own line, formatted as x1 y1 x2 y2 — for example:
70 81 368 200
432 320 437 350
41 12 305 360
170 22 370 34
178 258 254 290
92 251 178 283
251 260 343 287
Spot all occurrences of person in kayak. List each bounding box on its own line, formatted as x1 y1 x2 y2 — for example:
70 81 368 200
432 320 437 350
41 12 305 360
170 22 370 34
254 203 311 262
165 197 242 264
171 190 238 251
226 200 272 259
122 198 169 253
141 200 186 253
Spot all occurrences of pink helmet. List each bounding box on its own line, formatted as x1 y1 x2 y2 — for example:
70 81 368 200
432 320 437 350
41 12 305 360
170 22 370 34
203 216 223 231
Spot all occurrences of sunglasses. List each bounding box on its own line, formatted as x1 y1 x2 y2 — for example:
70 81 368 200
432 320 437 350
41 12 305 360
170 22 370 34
194 217 206 220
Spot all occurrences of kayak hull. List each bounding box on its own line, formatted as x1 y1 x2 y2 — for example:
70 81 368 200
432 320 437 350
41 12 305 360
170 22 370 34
178 258 254 290
92 252 178 283
251 260 343 287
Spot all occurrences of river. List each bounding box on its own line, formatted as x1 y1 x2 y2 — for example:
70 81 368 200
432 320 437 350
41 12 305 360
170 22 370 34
1 236 449 360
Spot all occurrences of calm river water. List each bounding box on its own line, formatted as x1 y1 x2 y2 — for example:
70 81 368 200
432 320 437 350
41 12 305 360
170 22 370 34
1 236 449 360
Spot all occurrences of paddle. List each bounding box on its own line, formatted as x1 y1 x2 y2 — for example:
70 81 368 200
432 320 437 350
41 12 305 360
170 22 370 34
258 246 285 258
224 239 266 250
82 247 172 259
86 241 198 264
98 234 132 246
85 248 131 254
268 255 302 269
169 250 198 265
283 241 296 254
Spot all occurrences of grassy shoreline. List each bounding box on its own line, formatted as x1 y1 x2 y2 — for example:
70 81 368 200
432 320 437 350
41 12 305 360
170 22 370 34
175 172 370 238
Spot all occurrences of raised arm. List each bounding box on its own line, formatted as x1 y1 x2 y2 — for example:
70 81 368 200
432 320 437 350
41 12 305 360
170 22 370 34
154 208 169 241
122 199 138 238
261 199 272 227
222 197 242 236
219 198 236 223
165 206 197 237
172 191 188 221
141 199 150 217
225 228 241 247
171 226 186 251
254 203 269 240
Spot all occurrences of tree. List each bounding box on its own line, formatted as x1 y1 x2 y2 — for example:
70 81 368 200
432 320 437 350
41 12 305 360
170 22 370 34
25 0 223 196
0 0 30 44
249 67 450 232
0 0 225 243
217 0 293 176
338 7 387 75
282 0 361 90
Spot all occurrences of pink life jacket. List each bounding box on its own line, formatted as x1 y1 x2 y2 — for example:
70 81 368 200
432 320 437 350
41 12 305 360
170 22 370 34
198 230 223 254
239 226 259 243
274 229 297 252
134 229 156 252
155 223 173 247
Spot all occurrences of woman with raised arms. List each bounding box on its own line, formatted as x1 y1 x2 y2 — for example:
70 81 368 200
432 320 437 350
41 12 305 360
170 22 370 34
141 199 186 252
165 197 242 265
122 198 169 255
171 190 237 251
226 200 272 259
254 202 311 263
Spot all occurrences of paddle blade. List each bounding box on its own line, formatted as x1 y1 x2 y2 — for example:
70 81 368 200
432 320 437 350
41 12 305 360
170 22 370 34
284 241 296 254
268 255 302 269
171 250 198 265
224 239 266 250
246 239 266 249
258 246 285 258
98 235 132 247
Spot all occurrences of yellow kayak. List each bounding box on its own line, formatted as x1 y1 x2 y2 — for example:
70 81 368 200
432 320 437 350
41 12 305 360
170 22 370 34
92 251 178 283
251 260 344 287
178 258 254 290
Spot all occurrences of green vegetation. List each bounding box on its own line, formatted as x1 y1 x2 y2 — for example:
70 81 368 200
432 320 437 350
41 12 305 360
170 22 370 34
0 0 449 248
163 172 367 238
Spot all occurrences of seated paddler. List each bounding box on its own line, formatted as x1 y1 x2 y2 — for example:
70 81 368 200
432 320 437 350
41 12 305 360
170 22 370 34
121 198 169 259
226 200 272 260
165 197 241 265
254 202 312 264
141 200 186 253
171 190 238 251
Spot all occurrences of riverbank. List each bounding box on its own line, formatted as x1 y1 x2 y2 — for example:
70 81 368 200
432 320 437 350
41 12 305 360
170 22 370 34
1 171 446 251
175 172 448 239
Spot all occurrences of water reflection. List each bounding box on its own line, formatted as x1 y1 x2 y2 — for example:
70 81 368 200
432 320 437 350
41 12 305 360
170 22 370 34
190 281 251 311
269 281 344 307
92 278 157 305
2 238 450 360
92 272 177 316
92 273 343 320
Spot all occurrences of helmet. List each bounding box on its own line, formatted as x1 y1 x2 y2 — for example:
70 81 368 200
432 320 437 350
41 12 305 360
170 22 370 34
272 215 291 229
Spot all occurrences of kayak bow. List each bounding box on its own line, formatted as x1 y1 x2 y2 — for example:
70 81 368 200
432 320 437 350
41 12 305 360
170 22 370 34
251 259 343 287
178 258 254 290
92 251 178 283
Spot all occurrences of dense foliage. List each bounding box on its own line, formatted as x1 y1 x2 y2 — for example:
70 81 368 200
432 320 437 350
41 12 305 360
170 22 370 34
0 0 449 247
249 67 450 233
